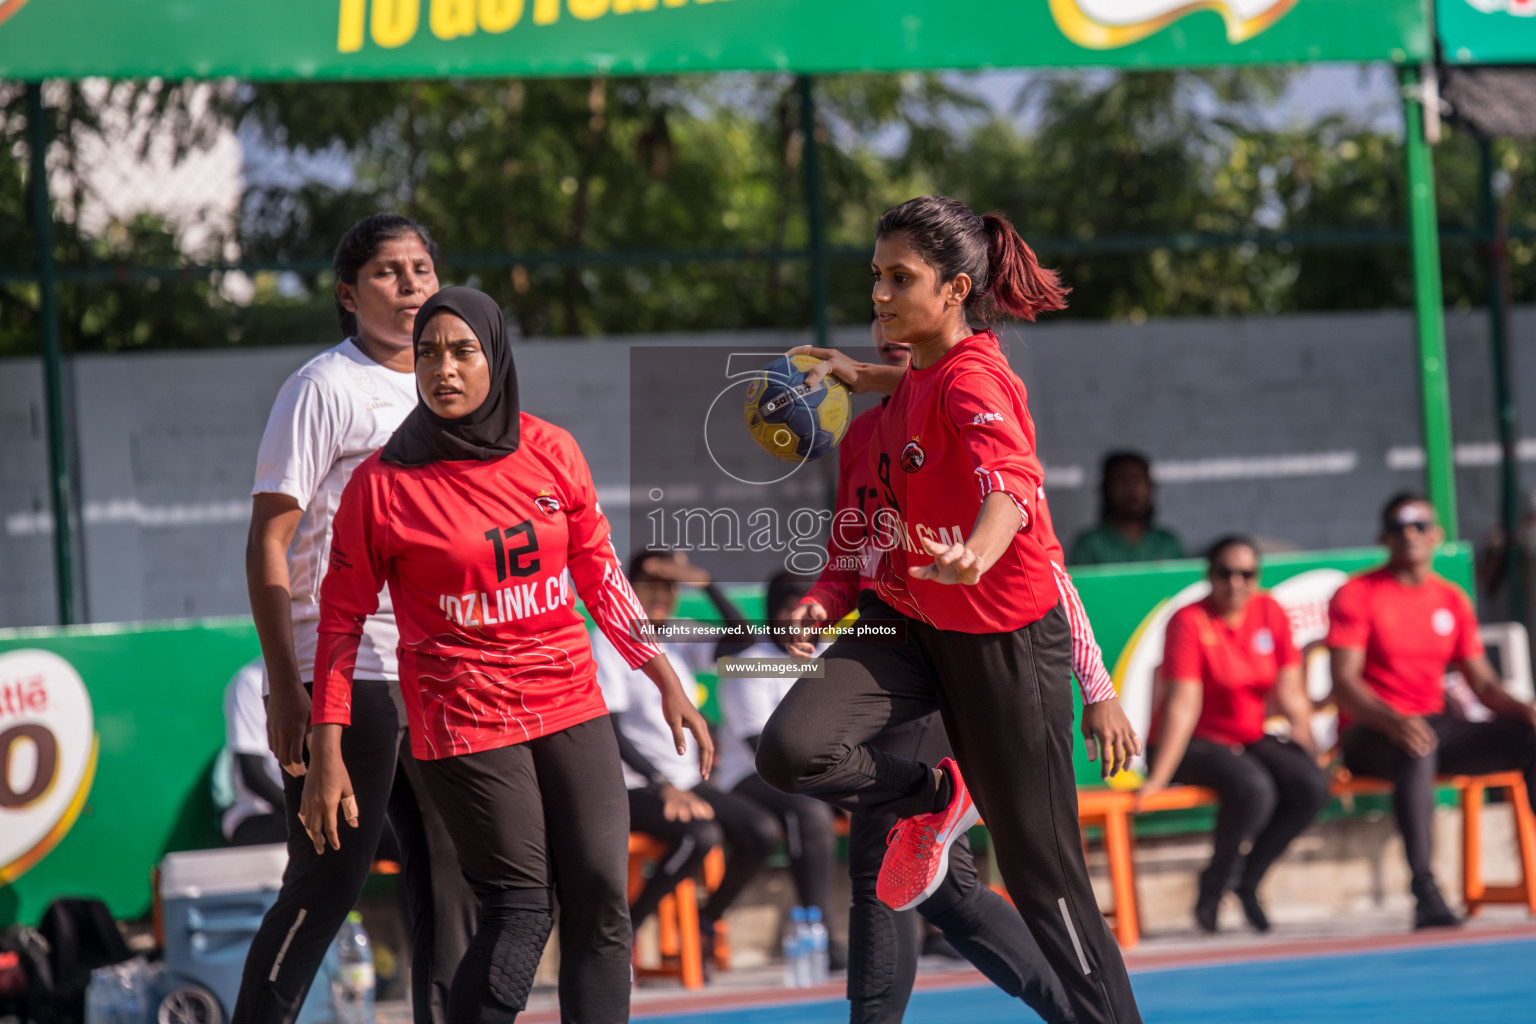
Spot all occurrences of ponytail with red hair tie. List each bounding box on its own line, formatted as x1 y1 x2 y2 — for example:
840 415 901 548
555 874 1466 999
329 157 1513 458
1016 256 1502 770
981 212 1069 323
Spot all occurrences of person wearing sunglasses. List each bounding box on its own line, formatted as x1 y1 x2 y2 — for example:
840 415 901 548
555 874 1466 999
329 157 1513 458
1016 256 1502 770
1329 493 1536 930
1138 535 1328 933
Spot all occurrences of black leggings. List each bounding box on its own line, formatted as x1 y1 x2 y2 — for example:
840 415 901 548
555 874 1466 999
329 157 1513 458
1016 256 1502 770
731 772 836 916
846 713 1073 1024
757 595 1141 1024
416 716 632 1024
234 680 475 1024
627 780 783 928
1342 715 1536 895
1165 736 1329 898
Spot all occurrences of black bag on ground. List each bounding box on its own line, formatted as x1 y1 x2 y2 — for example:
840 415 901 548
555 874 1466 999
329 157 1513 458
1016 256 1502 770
0 924 55 1024
35 899 133 1024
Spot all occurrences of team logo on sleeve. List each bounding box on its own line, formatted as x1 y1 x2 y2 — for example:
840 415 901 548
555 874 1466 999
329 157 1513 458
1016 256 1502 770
900 439 926 474
1432 608 1456 636
534 491 561 516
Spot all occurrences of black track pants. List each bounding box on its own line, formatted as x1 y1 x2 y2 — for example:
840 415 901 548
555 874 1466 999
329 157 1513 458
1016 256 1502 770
1342 714 1536 893
758 595 1141 1024
1166 736 1329 897
628 780 786 928
731 772 836 916
233 680 475 1024
417 717 632 1024
845 714 1073 1024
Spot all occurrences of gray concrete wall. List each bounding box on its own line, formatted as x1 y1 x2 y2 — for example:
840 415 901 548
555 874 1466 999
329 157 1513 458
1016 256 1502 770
1 308 1530 628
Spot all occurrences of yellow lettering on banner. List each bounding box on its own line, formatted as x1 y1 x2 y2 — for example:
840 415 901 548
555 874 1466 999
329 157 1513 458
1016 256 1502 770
337 0 367 52
479 0 524 32
372 0 421 47
533 0 560 24
568 0 610 18
431 0 477 38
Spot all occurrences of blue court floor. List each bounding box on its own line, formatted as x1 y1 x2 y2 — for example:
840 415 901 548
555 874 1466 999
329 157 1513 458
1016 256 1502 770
633 937 1536 1024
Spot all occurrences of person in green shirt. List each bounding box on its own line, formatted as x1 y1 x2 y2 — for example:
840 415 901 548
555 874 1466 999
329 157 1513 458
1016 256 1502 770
1070 450 1185 565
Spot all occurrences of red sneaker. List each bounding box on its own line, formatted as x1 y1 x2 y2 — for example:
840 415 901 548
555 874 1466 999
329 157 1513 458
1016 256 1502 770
876 757 980 911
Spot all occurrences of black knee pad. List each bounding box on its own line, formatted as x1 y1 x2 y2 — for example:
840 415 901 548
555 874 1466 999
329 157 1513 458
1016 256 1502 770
846 902 900 1001
483 908 554 1011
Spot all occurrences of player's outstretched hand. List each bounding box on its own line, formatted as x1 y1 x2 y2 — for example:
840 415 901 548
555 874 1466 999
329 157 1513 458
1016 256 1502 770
664 684 716 781
788 600 827 658
297 725 358 855
786 345 903 395
267 675 313 777
910 535 987 585
788 345 862 391
1081 698 1142 780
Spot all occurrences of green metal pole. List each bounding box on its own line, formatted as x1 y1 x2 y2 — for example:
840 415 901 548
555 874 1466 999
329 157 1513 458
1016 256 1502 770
1401 65 1458 541
797 75 830 348
26 82 77 625
1481 137 1523 621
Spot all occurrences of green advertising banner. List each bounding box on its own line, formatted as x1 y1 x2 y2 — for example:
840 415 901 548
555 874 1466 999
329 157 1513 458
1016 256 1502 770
0 0 1426 82
1439 0 1536 66
0 545 1472 925
0 618 259 926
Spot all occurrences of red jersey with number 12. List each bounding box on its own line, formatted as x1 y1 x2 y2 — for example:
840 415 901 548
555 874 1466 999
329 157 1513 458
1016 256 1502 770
312 413 660 760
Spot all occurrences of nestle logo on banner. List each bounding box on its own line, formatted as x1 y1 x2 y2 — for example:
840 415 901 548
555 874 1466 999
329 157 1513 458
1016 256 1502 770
0 650 98 886
1049 0 1300 49
0 674 48 720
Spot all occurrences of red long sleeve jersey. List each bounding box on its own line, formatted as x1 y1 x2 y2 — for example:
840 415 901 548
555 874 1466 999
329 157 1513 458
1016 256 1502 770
865 333 1057 634
808 369 1116 701
312 413 660 760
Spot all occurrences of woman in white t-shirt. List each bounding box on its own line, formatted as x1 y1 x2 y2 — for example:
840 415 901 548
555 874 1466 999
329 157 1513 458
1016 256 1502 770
592 549 786 967
234 214 474 1024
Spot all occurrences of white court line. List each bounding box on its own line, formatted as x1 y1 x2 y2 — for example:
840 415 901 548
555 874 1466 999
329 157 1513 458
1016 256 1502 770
13 443 1474 540
1151 450 1358 484
6 499 248 536
1387 439 1536 471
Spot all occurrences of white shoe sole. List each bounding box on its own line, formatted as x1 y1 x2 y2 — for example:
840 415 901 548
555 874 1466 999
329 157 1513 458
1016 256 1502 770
887 801 982 912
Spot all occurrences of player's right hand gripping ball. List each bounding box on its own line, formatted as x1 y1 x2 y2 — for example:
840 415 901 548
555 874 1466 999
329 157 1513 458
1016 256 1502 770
743 354 852 463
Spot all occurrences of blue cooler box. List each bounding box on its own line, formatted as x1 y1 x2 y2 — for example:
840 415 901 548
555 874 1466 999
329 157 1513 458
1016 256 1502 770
157 846 335 1024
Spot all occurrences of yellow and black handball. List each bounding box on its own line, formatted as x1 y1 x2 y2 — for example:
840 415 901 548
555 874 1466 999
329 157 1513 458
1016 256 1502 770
742 353 851 463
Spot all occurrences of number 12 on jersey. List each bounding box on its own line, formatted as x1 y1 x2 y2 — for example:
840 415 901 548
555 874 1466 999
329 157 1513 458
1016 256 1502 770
485 520 540 582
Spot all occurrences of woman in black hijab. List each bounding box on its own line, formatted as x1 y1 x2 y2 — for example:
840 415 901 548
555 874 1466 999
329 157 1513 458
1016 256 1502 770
301 287 713 1024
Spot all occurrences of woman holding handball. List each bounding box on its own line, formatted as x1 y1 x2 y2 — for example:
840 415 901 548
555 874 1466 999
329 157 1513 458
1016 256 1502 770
758 196 1142 1023
300 286 713 1024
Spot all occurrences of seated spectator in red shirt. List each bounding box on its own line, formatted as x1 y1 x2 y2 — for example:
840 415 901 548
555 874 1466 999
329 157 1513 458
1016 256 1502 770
1139 536 1328 934
1329 493 1536 931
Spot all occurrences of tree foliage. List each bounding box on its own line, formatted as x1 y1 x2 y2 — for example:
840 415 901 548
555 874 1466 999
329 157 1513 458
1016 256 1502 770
4 68 1536 354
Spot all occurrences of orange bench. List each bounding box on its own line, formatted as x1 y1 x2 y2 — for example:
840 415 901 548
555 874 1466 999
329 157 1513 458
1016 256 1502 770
1074 771 1536 949
626 834 728 989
